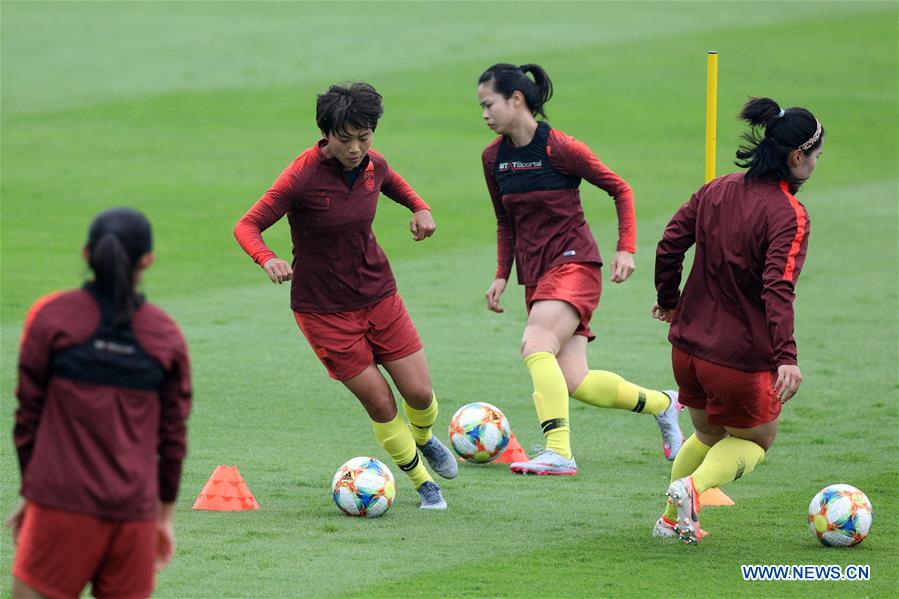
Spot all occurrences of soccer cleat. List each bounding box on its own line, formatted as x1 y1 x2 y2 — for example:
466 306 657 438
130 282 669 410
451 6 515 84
667 476 702 545
509 449 577 476
656 390 684 461
653 513 709 541
652 515 679 540
417 481 447 510
417 436 458 479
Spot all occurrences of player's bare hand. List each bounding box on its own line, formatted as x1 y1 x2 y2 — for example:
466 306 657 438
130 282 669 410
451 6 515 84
651 303 675 323
263 258 292 284
610 251 635 283
5 499 25 544
774 364 802 403
155 502 176 572
486 278 507 313
410 210 436 241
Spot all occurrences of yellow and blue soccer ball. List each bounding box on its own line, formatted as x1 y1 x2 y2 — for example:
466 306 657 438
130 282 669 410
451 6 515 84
808 484 873 547
448 402 511 463
331 457 396 518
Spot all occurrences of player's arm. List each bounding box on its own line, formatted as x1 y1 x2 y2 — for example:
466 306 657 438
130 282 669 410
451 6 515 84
552 133 635 282
483 150 512 313
10 296 57 540
156 324 192 571
14 297 58 478
381 166 435 241
234 162 302 284
763 202 810 402
653 191 701 322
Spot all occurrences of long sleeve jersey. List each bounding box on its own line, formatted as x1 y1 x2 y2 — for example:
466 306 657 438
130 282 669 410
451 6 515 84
481 121 635 286
655 173 811 371
14 284 191 520
234 141 430 313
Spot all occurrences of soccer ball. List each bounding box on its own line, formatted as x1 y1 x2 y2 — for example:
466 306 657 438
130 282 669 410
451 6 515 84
808 484 873 547
331 457 396 518
448 402 511 463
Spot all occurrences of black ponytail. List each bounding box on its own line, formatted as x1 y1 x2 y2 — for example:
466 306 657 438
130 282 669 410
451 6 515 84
478 63 554 118
735 97 823 187
86 208 153 325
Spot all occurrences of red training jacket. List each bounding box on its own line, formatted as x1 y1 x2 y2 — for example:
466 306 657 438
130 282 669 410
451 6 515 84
15 284 191 520
482 122 635 286
655 173 811 371
234 141 430 313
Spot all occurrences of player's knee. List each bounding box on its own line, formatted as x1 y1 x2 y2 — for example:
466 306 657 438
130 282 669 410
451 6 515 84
520 326 559 358
405 385 433 407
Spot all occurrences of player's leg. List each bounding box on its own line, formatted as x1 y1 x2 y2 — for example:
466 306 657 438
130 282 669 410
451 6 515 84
294 307 441 503
658 407 725 540
370 294 456 482
382 350 457 480
690 419 774 496
510 299 579 474
562 336 683 460
668 362 778 543
342 364 427 481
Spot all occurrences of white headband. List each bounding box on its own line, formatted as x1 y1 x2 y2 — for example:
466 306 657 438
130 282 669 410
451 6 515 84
798 120 822 151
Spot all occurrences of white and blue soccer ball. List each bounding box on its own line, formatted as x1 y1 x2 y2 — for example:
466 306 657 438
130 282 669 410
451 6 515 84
331 457 396 518
448 402 511 463
808 484 873 547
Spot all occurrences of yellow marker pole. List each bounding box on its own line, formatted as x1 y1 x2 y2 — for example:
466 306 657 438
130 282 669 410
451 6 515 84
700 51 736 509
704 51 718 183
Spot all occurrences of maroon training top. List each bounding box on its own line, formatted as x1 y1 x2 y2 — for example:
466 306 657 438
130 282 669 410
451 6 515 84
482 122 636 286
15 284 192 521
234 141 430 313
655 173 811 371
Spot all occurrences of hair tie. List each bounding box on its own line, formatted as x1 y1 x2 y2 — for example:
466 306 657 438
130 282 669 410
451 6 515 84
798 120 822 151
777 109 785 118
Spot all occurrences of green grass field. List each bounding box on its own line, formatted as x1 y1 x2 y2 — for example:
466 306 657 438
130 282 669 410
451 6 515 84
2 1 897 597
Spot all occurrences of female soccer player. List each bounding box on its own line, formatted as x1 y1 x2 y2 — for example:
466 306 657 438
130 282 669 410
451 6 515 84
652 97 822 544
235 82 455 509
477 63 683 476
9 208 192 598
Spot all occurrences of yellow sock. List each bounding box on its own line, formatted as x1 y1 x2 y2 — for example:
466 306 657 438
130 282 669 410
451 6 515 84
571 370 670 416
663 435 712 520
371 415 432 488
691 437 765 495
403 393 437 446
524 352 571 459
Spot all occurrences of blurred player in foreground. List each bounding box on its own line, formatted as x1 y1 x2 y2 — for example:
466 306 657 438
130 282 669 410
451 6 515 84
10 208 192 597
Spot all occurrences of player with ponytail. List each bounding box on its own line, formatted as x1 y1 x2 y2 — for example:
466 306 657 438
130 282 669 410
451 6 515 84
652 97 822 543
477 63 683 476
10 208 192 597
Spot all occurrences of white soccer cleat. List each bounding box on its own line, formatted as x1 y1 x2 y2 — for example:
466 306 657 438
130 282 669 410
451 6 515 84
652 515 679 540
667 476 702 545
656 390 684 461
509 449 577 476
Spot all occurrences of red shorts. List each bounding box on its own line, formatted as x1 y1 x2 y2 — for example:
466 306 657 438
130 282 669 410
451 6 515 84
672 346 781 428
525 263 602 341
13 501 156 599
294 293 423 381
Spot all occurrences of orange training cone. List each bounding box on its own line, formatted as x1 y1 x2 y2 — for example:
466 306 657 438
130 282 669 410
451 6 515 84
495 433 528 463
193 465 260 511
699 486 735 506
